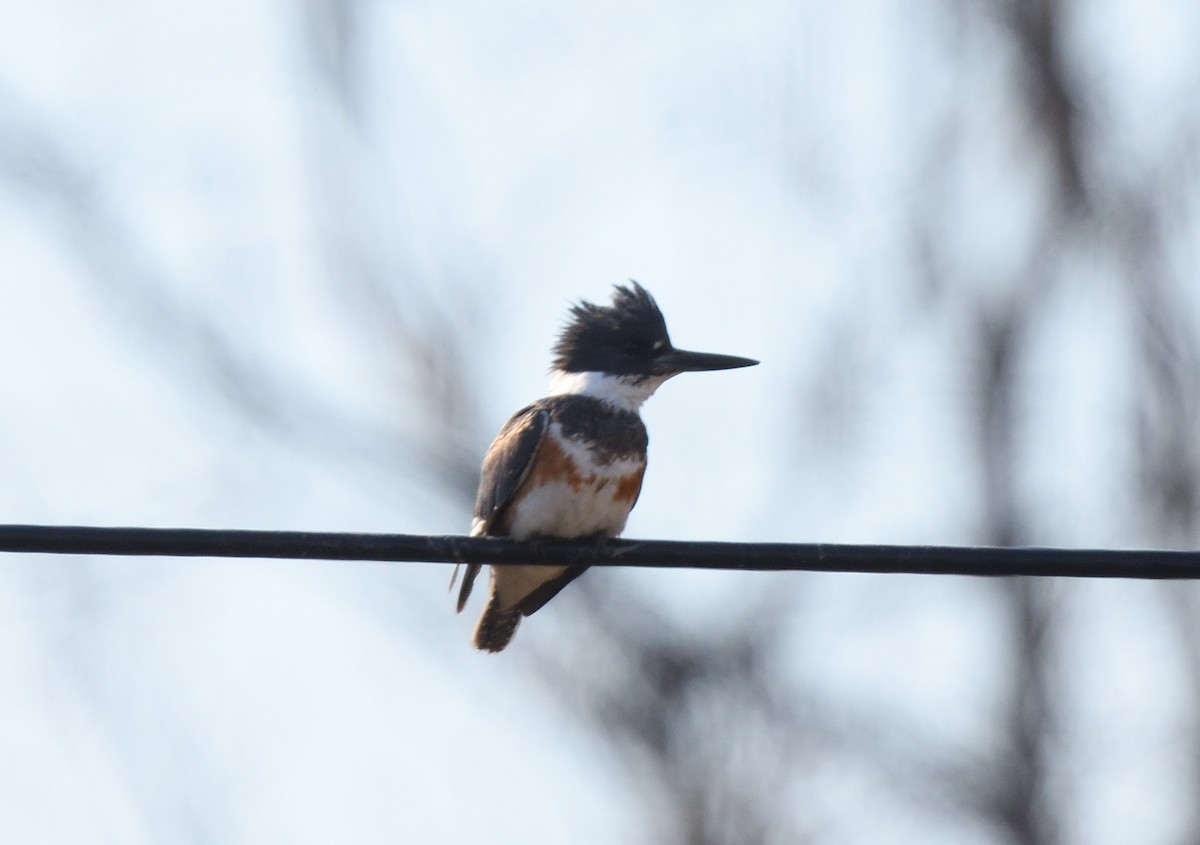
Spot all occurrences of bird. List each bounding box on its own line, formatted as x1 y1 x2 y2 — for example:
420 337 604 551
453 281 758 652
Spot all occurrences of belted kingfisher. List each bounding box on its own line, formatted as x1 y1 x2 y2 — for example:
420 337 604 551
454 281 757 652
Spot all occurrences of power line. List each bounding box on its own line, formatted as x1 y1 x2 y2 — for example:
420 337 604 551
0 524 1197 578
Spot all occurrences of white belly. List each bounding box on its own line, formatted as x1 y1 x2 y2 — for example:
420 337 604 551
507 474 635 539
507 427 644 539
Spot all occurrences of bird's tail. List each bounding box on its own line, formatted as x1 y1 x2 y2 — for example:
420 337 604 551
472 590 522 653
453 563 482 613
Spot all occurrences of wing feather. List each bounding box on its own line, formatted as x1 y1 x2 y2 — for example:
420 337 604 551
516 566 589 617
455 405 550 612
473 406 550 528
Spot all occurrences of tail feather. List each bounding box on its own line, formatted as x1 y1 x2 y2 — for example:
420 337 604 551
472 590 522 652
454 563 482 613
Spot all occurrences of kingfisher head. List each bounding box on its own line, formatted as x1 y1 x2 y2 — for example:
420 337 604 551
549 281 758 410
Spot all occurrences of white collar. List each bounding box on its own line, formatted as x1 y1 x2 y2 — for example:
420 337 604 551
548 370 665 412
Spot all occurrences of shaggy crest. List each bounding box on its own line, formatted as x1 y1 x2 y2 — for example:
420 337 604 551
551 281 671 375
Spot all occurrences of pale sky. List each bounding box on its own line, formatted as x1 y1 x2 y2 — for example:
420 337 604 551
1 1 1198 843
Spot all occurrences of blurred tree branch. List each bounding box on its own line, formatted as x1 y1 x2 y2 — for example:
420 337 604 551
3 0 1200 842
0 93 482 509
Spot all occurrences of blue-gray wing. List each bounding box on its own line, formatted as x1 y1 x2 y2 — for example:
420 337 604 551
455 405 550 612
472 405 550 531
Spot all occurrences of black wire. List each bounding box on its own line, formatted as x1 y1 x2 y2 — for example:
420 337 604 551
0 524 1197 578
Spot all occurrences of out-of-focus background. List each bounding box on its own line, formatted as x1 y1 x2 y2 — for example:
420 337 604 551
2 1 1199 842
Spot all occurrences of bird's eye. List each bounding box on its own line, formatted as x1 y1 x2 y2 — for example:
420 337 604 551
622 339 647 355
